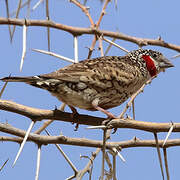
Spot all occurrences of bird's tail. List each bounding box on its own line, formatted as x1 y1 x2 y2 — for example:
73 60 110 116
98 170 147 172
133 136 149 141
1 76 36 83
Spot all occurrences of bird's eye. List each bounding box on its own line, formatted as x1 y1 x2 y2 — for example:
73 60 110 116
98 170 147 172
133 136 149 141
152 53 157 58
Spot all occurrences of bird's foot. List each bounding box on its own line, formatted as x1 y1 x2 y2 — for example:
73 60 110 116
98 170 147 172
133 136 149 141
69 106 80 131
92 99 117 119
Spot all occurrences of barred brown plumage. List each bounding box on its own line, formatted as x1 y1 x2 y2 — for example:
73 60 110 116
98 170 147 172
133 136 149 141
1 49 174 118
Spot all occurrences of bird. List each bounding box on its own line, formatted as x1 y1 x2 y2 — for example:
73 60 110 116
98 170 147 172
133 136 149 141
1 49 174 118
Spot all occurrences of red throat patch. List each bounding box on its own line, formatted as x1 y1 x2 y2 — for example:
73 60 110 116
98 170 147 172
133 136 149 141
142 55 157 77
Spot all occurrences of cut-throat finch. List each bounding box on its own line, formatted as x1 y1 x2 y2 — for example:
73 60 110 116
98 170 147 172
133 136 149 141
1 49 174 118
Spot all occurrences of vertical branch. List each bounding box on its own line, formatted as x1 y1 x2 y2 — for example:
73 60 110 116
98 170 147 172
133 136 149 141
153 133 165 180
100 129 107 180
96 0 111 28
112 155 117 180
5 0 12 41
163 148 170 180
69 0 94 27
88 0 111 59
11 0 22 41
98 35 104 57
46 0 50 51
26 0 31 18
132 100 135 119
87 37 97 59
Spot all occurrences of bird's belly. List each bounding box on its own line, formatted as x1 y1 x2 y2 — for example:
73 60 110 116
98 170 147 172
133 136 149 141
50 78 147 111
51 85 97 110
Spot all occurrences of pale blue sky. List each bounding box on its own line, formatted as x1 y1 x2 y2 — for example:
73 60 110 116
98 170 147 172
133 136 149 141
0 0 180 179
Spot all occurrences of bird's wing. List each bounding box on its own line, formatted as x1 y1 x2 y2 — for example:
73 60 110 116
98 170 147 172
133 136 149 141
40 56 138 88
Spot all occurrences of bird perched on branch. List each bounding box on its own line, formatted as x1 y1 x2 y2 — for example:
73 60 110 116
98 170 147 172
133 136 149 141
1 49 173 118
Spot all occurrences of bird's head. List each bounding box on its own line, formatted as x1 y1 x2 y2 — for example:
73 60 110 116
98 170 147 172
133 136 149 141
128 49 174 77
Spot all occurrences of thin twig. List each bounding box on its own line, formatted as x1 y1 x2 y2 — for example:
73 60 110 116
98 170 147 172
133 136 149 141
69 0 94 26
10 0 32 17
5 0 12 41
153 133 165 180
96 0 111 28
98 35 104 56
46 0 50 51
132 100 135 120
45 130 78 174
0 159 9 171
26 0 31 18
100 129 107 180
105 152 113 179
112 155 117 180
0 82 8 98
87 36 97 59
11 0 22 41
78 149 100 179
163 148 170 180
118 79 152 118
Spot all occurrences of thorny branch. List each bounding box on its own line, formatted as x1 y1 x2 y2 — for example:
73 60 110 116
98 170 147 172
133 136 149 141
0 18 180 52
0 1 179 179
1 99 180 133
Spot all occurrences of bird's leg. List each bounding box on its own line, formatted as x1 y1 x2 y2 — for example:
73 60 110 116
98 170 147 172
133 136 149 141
68 105 79 130
92 100 118 134
92 99 117 119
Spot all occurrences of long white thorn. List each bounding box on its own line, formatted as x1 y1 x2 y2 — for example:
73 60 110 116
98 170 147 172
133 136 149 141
103 37 129 53
74 36 79 63
86 125 107 130
20 23 27 71
163 123 174 147
112 147 126 162
32 48 75 63
35 145 41 180
32 0 44 11
45 130 78 173
13 121 35 167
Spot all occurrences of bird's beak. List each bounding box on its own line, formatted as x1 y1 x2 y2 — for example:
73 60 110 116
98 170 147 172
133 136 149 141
159 57 174 69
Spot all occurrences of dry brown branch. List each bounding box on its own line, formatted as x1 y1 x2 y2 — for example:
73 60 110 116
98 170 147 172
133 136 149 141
5 0 12 41
163 148 170 180
1 100 180 133
46 0 50 51
0 18 179 52
2 130 180 149
154 133 165 180
0 99 104 125
118 78 152 118
70 0 94 27
96 0 111 28
76 148 101 179
87 0 111 58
